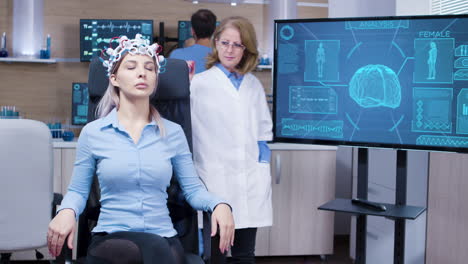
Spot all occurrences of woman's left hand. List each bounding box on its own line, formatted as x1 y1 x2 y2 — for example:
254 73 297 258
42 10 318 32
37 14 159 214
211 203 235 253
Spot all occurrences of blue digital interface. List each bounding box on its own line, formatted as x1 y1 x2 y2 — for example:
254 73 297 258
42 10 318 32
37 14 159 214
274 15 468 152
72 83 89 125
178 21 193 48
80 19 153 62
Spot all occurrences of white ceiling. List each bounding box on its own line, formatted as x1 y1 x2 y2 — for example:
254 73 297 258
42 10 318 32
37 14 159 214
185 0 329 7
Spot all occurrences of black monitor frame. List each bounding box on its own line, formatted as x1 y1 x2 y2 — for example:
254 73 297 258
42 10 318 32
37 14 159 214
273 14 468 153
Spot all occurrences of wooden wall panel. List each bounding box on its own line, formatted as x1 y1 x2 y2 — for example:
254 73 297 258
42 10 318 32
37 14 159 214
426 152 468 264
0 0 327 130
0 1 10 34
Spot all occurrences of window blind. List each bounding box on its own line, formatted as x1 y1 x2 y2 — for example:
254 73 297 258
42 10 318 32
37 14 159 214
431 0 468 14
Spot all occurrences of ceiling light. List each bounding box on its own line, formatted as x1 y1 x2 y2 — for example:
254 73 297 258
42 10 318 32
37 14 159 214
231 1 237 6
192 0 199 3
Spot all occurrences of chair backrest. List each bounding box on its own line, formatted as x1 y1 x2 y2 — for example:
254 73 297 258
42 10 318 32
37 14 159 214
0 119 53 252
77 57 198 258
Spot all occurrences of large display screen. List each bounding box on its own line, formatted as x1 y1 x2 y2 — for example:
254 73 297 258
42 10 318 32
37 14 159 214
80 19 153 62
274 15 468 152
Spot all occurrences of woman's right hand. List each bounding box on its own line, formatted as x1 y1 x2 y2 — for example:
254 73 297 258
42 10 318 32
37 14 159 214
47 208 76 257
211 203 235 254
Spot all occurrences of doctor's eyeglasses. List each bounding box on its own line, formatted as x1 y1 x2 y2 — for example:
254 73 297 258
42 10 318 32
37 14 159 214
216 39 246 51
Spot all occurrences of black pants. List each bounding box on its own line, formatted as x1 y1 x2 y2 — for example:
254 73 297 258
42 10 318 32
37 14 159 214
86 231 184 264
211 228 257 264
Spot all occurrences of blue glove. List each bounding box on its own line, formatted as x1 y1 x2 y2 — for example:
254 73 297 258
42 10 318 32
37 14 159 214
258 141 271 163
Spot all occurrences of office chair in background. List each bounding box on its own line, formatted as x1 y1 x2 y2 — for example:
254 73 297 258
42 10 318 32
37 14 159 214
0 119 67 264
64 57 213 264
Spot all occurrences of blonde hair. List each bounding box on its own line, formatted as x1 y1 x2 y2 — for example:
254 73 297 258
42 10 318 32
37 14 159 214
95 53 165 136
206 16 259 74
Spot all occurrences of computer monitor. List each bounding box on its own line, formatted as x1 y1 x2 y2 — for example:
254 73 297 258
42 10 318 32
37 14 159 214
177 21 192 48
273 14 468 153
71 83 89 125
80 19 153 62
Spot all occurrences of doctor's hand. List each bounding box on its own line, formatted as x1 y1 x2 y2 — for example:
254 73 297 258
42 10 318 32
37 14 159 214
211 203 235 254
47 208 76 257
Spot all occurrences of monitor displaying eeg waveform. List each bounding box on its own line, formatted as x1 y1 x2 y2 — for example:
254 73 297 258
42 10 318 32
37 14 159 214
80 19 153 62
274 14 468 153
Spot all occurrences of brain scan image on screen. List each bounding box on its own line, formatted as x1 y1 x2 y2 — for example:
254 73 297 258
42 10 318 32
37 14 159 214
274 15 468 151
349 64 402 109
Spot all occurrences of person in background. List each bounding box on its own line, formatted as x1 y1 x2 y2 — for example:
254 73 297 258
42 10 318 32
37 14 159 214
190 16 273 264
184 37 196 48
170 9 217 74
47 34 234 264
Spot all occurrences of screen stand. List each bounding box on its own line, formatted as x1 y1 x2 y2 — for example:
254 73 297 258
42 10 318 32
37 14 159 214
318 148 426 263
355 147 368 264
355 148 407 264
394 149 407 264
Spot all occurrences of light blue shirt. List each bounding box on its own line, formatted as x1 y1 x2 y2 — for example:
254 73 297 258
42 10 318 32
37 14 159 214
216 63 244 90
59 109 225 237
170 44 212 74
215 63 271 163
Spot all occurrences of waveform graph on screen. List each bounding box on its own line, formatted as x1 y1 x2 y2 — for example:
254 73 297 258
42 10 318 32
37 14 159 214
281 118 343 139
289 86 337 114
416 135 468 148
80 19 153 62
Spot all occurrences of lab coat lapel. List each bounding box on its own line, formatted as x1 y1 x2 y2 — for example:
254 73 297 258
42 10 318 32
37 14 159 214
212 66 241 98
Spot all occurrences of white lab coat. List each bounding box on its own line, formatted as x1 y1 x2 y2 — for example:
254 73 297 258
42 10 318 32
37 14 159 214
190 66 273 229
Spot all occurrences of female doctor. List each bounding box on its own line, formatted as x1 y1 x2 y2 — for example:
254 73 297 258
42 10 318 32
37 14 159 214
190 16 273 263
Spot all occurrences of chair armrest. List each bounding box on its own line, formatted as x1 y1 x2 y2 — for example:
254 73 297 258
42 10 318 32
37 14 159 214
53 193 63 205
204 211 230 263
51 194 73 263
52 193 63 217
202 211 211 263
54 236 73 264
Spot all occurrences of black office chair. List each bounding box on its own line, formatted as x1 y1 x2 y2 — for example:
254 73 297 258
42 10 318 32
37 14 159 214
68 57 213 264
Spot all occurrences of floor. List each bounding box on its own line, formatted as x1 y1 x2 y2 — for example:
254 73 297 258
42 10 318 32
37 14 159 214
7 236 353 264
255 235 353 264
